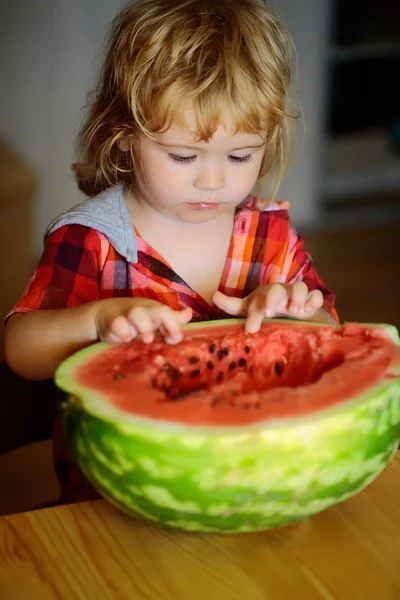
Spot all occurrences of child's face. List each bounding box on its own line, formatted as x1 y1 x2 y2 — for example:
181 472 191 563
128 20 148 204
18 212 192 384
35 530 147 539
134 106 266 224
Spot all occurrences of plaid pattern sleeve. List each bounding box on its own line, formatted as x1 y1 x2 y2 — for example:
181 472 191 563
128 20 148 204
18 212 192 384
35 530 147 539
285 225 339 322
287 228 339 323
261 205 339 323
12 225 102 313
224 198 339 323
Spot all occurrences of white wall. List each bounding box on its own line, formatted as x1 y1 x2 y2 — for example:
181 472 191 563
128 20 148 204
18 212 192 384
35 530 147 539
264 0 331 227
0 0 331 257
0 0 126 257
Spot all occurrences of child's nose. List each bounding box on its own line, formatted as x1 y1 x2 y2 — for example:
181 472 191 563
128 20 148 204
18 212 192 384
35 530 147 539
193 166 225 191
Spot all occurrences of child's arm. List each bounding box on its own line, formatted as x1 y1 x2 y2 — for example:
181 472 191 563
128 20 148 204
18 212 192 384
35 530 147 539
4 299 192 381
4 224 192 381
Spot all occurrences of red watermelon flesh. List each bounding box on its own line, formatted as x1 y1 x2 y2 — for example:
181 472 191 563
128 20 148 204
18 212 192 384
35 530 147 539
76 321 399 427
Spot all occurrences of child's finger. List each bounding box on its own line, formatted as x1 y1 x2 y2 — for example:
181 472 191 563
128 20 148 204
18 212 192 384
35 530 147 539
160 308 192 343
212 290 246 316
176 307 193 325
288 282 309 315
304 289 324 313
106 316 137 343
155 306 187 344
263 284 288 318
245 308 265 334
127 306 155 343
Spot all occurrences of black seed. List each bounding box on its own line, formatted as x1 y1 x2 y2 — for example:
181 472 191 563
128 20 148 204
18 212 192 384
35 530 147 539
191 369 201 379
245 346 251 353
238 358 247 367
170 368 182 380
217 350 225 360
217 371 224 383
207 361 214 370
163 363 182 380
228 361 236 372
275 363 283 376
223 347 229 356
209 344 216 353
113 373 126 381
188 356 200 364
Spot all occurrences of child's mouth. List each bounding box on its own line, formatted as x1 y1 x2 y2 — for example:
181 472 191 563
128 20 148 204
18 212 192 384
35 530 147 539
189 203 219 210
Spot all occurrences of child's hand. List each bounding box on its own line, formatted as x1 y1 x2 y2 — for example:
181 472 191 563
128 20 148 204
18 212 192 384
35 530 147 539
95 298 192 344
213 283 324 333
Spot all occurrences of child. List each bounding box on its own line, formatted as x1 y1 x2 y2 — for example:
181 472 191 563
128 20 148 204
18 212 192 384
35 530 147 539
4 0 339 503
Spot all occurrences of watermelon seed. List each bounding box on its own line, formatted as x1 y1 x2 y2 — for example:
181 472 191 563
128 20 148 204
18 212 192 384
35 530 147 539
207 361 214 370
217 350 225 360
244 346 251 354
188 356 200 364
163 363 182 380
217 371 224 383
209 344 216 353
190 369 201 378
275 363 283 376
228 361 236 371
223 347 229 356
238 358 247 367
112 373 126 381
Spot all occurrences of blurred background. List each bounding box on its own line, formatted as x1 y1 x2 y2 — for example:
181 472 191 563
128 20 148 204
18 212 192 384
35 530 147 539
0 0 399 514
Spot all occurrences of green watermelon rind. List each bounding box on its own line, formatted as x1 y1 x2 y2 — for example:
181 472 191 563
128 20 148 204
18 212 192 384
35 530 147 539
55 318 400 533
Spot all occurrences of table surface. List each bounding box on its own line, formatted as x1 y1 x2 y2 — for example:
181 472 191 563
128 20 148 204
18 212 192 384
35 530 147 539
1 451 400 600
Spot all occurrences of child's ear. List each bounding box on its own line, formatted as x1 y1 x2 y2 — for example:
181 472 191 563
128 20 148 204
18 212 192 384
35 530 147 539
118 137 131 152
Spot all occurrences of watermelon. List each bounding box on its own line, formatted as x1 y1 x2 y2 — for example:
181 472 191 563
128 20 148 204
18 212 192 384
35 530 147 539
55 319 400 533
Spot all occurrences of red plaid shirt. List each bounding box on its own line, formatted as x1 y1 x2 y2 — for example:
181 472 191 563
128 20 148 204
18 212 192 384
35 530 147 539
12 197 338 503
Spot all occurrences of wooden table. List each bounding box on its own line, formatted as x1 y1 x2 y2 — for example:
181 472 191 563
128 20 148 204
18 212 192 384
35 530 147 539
1 452 400 600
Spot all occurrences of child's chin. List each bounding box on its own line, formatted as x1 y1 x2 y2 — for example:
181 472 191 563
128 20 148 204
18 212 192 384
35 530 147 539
175 204 235 223
176 206 222 224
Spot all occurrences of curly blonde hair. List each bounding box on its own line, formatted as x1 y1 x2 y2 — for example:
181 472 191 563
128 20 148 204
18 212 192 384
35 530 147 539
73 0 299 198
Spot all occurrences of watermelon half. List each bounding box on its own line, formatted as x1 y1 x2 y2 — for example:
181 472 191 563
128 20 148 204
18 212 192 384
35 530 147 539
55 319 400 533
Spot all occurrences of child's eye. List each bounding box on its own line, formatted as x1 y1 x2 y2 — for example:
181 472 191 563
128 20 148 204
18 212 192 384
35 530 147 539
169 154 196 164
228 155 253 164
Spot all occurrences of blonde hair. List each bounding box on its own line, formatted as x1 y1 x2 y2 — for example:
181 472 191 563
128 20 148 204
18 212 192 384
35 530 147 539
73 0 300 198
